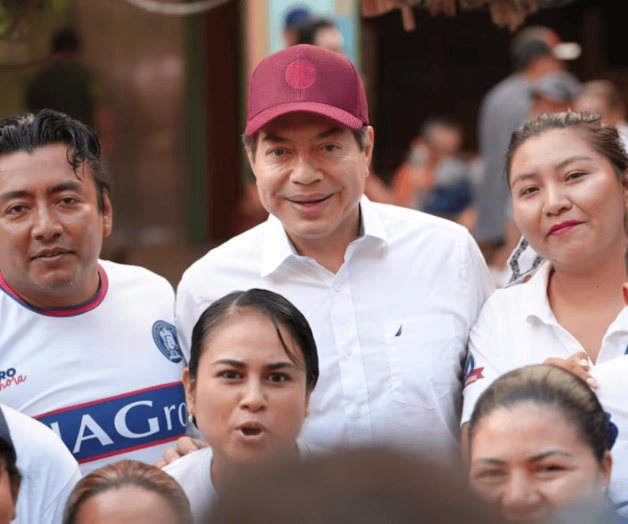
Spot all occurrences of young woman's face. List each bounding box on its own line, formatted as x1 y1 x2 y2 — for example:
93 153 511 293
509 128 627 271
0 459 17 524
74 485 179 524
184 309 309 467
469 403 611 523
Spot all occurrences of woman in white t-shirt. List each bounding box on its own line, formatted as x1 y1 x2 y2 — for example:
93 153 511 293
164 288 319 522
463 111 628 510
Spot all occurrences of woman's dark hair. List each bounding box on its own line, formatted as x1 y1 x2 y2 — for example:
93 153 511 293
0 109 111 211
62 460 192 524
505 111 628 186
0 436 21 502
189 289 319 392
469 364 612 463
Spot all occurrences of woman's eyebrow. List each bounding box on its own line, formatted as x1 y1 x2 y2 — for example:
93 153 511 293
265 362 297 370
510 173 537 188
212 359 245 368
528 450 573 462
556 155 594 169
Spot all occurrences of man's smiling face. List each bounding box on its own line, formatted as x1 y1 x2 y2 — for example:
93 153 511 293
247 112 373 254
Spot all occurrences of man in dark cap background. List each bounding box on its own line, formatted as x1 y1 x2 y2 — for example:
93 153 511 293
473 25 581 274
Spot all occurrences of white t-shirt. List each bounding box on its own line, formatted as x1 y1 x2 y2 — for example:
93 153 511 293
592 357 628 515
462 262 628 424
164 447 216 523
0 260 187 473
1 403 81 524
164 441 322 523
176 197 493 457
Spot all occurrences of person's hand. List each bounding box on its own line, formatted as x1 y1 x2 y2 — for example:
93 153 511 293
544 351 597 390
155 436 208 468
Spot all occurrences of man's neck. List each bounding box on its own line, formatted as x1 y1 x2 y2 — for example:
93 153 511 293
288 209 362 274
0 269 102 310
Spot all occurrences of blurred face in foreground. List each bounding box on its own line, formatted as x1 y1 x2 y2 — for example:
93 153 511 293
72 485 178 524
184 309 310 470
469 402 611 523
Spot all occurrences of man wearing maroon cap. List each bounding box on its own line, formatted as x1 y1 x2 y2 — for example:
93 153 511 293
175 45 493 458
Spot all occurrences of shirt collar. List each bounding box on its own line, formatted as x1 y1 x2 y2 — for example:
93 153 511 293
260 196 388 277
521 262 628 338
0 264 108 317
519 261 556 324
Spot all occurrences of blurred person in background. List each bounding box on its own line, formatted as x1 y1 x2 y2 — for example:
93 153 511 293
393 116 475 228
474 25 580 267
164 289 320 522
25 27 115 157
530 71 582 117
281 6 311 47
468 365 624 523
296 16 344 54
63 460 192 524
575 80 628 149
0 404 80 524
210 447 505 524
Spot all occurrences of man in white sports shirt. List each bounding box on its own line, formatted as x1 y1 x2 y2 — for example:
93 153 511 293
0 109 187 472
175 45 493 459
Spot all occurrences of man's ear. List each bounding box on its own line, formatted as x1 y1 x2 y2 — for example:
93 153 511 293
364 126 375 167
102 191 113 238
244 134 259 178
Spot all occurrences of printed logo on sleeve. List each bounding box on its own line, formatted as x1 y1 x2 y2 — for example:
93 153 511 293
35 382 187 464
463 355 485 388
0 367 27 391
152 321 184 363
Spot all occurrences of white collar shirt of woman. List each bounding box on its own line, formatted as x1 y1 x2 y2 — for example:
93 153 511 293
462 261 628 424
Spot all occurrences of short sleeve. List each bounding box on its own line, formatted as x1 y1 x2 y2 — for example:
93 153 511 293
175 272 202 364
459 231 494 328
461 297 506 424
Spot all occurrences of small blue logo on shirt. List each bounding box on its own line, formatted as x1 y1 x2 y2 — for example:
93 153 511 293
152 321 183 363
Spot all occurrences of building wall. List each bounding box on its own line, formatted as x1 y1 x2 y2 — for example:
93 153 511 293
73 0 188 257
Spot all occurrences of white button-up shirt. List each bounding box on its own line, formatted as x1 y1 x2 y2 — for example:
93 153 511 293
176 197 492 456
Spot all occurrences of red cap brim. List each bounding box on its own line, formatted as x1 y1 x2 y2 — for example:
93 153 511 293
245 101 365 136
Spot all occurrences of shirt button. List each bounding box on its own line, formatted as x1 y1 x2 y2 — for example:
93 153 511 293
333 283 343 292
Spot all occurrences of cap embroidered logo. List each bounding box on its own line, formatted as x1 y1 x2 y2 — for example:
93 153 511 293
285 60 317 90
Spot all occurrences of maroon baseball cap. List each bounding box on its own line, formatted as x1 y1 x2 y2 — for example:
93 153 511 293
245 44 369 137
